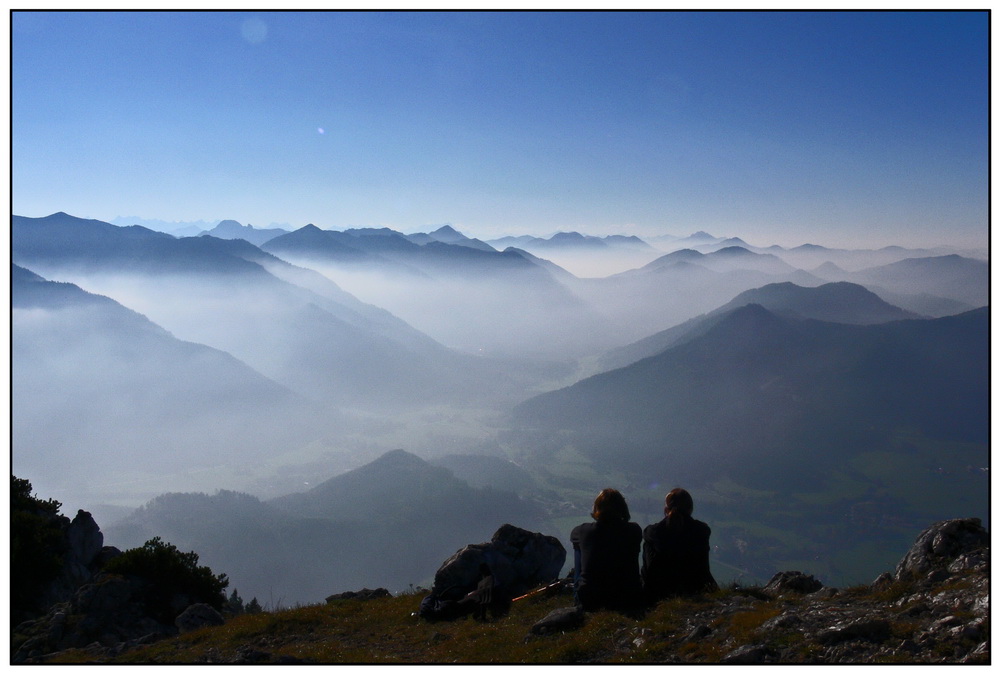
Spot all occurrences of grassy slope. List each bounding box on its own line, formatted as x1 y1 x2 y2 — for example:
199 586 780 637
48 591 769 664
41 573 988 665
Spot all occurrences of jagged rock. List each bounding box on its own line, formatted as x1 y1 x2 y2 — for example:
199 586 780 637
21 510 114 621
871 572 893 589
326 588 391 603
809 586 840 600
176 603 225 633
721 644 775 663
529 606 585 635
683 624 712 642
763 570 823 595
894 518 988 580
431 524 566 602
67 510 103 568
815 618 892 645
760 612 803 632
947 549 989 574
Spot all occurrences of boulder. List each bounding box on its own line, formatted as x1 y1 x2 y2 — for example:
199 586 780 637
763 570 823 595
431 524 566 602
529 606 585 635
894 518 989 580
175 603 225 634
326 588 391 603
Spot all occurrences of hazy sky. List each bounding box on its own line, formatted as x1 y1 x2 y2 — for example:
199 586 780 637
12 10 988 249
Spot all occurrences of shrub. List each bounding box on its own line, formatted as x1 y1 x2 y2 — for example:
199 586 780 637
11 475 68 622
103 536 228 624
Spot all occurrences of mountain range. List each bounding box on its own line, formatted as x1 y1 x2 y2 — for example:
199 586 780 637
13 210 988 592
595 281 922 372
513 304 987 484
260 222 610 359
12 212 521 408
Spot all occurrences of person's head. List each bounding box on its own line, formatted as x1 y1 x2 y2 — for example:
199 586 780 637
591 488 631 523
665 488 694 520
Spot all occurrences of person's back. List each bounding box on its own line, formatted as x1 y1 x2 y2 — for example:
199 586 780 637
642 488 717 603
570 488 643 612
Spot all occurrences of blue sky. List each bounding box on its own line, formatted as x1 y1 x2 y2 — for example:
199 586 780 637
12 10 988 248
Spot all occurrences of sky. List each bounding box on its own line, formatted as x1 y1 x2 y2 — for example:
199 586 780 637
11 10 989 249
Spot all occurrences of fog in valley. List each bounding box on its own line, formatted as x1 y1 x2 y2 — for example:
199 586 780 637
12 213 989 606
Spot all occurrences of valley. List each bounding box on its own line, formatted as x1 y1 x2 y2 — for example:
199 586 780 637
11 212 989 606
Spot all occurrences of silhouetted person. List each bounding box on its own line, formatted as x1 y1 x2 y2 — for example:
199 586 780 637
570 488 643 612
642 487 717 604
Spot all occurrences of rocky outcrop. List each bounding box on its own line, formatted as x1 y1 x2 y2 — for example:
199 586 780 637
894 518 988 580
763 570 823 595
12 510 230 663
14 574 175 662
431 524 566 602
14 506 119 623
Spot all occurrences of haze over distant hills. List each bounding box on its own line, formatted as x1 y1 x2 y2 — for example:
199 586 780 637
12 211 988 599
12 263 322 508
513 304 987 484
595 281 923 373
13 212 517 408
106 450 545 605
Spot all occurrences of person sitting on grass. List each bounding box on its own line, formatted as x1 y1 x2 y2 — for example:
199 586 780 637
641 487 718 604
570 488 643 612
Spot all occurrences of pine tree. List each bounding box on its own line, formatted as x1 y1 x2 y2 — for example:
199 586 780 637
226 589 245 615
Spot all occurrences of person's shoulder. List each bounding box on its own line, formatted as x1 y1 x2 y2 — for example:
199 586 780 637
643 518 667 537
693 519 712 535
571 521 594 539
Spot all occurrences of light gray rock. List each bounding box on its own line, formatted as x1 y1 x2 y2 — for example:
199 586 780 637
894 518 988 580
431 524 565 602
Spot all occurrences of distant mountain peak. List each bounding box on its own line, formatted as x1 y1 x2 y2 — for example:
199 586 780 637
688 231 716 240
550 231 585 240
711 246 754 256
426 225 474 245
374 448 425 465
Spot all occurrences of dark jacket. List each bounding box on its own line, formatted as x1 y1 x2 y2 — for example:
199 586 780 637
570 519 643 611
641 517 717 601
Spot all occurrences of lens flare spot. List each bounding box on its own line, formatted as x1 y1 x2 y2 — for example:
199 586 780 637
241 17 268 44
